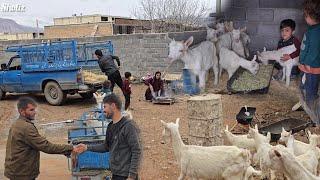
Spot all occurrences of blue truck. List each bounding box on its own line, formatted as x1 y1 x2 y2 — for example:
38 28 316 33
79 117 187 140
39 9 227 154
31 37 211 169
0 40 114 105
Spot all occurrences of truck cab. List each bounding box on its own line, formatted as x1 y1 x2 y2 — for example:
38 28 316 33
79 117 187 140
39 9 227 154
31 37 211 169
0 40 114 105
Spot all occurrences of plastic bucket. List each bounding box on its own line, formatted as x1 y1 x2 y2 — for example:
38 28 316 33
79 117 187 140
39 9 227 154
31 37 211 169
182 69 200 95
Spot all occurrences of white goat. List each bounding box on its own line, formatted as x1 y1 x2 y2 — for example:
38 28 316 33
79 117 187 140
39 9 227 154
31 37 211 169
286 131 320 175
206 27 218 42
93 92 107 110
224 21 234 33
161 118 260 180
257 44 299 86
247 124 279 180
240 27 251 58
231 29 246 58
168 36 219 88
216 22 226 37
279 127 309 156
269 146 320 180
216 29 246 58
223 125 256 152
219 47 259 79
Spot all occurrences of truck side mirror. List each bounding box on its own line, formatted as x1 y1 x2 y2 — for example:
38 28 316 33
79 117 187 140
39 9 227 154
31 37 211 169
1 63 7 70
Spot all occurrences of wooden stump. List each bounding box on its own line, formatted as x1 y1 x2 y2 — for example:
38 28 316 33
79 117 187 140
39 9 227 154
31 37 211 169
187 94 223 146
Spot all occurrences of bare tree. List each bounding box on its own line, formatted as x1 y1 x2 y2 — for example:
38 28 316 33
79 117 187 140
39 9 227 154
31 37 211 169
132 0 209 33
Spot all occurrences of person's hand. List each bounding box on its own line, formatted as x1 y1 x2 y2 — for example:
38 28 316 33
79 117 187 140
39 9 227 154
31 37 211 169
305 65 311 71
73 144 87 154
280 54 291 61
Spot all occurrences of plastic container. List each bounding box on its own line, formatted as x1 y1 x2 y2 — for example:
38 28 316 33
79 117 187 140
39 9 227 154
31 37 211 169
227 65 274 94
77 151 110 170
72 140 110 172
259 118 312 142
236 107 256 125
182 69 200 95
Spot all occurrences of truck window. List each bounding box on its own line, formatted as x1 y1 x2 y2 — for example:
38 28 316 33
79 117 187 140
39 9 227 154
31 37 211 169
8 57 21 70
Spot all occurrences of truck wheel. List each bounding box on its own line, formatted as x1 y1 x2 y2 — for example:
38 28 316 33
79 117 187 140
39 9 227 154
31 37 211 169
44 82 67 105
79 92 93 99
0 88 6 100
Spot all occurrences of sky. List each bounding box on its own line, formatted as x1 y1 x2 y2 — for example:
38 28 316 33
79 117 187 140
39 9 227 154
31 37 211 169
0 0 216 28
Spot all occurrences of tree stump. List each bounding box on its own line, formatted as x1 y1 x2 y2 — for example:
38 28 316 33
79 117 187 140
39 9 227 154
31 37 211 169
187 94 223 146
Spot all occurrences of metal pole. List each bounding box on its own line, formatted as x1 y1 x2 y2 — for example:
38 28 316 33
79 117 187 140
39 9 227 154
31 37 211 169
216 0 221 15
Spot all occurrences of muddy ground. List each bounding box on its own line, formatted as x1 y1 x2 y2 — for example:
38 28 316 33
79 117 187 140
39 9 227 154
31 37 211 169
0 73 315 180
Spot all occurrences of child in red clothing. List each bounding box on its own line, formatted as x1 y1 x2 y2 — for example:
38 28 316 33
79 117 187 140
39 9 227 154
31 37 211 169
123 72 132 110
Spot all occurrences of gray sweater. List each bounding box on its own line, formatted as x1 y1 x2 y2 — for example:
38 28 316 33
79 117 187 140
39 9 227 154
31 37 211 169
98 55 120 76
88 117 141 179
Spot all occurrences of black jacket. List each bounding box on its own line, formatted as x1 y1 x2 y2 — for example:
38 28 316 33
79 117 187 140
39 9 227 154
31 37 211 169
98 55 120 76
88 117 141 179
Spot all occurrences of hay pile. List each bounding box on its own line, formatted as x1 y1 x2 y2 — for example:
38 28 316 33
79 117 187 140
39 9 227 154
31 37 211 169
231 64 274 91
82 70 107 84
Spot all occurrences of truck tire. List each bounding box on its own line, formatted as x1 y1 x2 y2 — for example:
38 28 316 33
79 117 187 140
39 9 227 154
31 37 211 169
44 82 67 105
0 88 6 100
79 92 93 99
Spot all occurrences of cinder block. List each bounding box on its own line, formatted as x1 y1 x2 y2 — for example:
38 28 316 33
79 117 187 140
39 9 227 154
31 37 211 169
257 23 280 37
230 8 247 21
249 35 279 52
233 21 259 35
273 8 304 24
233 0 259 8
259 0 304 9
247 8 274 22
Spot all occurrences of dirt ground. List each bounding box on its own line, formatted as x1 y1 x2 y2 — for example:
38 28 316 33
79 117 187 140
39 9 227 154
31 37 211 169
0 73 315 180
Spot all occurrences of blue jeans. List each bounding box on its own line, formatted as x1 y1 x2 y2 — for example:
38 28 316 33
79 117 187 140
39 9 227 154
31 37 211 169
301 73 320 105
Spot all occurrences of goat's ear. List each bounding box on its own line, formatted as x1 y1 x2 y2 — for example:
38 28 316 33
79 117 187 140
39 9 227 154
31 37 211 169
175 118 180 125
289 130 292 135
225 125 229 131
274 150 281 157
160 120 167 127
308 130 312 138
257 51 261 56
93 92 98 98
282 127 286 133
267 132 271 142
184 36 194 48
263 47 267 52
254 124 258 130
252 55 257 61
168 37 175 42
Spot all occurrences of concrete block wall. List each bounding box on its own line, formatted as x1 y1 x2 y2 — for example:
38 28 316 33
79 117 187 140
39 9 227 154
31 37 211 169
223 0 307 54
0 30 207 78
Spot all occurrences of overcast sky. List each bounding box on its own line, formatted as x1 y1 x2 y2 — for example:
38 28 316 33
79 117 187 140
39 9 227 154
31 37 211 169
0 0 216 28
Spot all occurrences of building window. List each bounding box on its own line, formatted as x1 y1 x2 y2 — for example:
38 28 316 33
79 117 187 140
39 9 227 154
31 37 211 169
101 17 108 21
118 26 123 34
